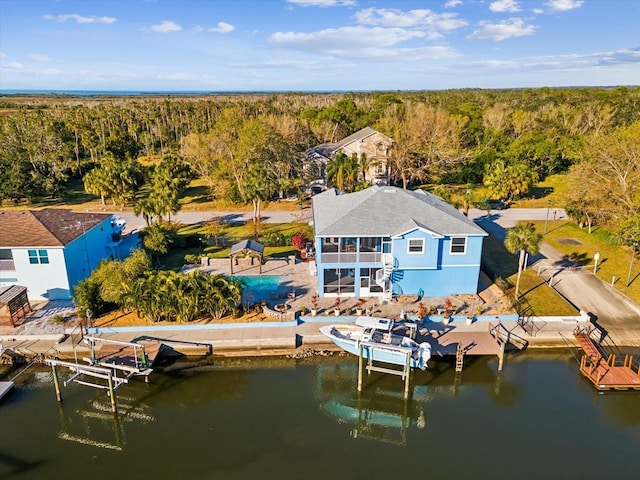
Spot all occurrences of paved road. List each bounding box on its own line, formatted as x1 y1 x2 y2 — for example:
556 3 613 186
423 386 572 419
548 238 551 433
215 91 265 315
109 208 312 233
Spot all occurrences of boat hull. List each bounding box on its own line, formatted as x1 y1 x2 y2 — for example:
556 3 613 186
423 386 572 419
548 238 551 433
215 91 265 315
320 325 431 370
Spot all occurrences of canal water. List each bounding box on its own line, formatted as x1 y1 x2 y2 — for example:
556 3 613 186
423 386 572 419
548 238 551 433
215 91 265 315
1 351 639 480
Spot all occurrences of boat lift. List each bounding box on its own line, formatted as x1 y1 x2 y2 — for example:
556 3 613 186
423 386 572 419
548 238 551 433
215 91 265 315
357 341 415 400
44 336 161 413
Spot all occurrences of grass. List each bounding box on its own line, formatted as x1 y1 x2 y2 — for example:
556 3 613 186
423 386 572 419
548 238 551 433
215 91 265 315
528 220 640 304
481 230 578 316
158 221 313 271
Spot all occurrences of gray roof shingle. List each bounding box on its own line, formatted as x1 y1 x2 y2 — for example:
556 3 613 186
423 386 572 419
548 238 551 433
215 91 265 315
312 186 487 237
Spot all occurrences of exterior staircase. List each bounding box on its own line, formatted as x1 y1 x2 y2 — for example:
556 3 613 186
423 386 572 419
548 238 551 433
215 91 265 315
375 253 394 303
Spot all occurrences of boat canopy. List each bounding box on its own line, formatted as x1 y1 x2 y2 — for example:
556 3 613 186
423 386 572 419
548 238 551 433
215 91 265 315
355 316 393 331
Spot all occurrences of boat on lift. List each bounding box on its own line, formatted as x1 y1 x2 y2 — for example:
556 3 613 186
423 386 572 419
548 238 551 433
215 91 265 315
320 317 431 370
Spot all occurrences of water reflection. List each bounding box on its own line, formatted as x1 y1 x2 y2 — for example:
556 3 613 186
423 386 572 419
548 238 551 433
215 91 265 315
1 352 639 480
56 392 155 451
311 355 527 445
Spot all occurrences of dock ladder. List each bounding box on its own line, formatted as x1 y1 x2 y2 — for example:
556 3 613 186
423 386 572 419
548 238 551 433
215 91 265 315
455 344 465 372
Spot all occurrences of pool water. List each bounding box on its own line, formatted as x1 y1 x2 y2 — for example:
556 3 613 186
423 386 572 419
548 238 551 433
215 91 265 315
232 275 284 305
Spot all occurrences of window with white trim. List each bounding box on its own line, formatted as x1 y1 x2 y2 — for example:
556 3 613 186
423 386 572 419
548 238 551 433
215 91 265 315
407 238 424 254
450 237 467 254
28 249 49 264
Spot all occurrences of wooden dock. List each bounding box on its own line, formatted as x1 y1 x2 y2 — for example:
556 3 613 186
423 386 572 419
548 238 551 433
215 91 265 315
574 328 640 391
86 337 162 375
417 321 528 372
45 336 164 413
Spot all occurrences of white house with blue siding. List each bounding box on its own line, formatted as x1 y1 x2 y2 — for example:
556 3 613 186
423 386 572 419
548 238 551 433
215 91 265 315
311 186 487 300
0 209 134 301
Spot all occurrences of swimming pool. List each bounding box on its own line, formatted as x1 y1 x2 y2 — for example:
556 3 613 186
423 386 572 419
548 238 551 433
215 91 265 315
232 275 284 305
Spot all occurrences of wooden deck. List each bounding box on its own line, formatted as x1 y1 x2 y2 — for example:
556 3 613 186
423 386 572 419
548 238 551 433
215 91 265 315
574 329 640 391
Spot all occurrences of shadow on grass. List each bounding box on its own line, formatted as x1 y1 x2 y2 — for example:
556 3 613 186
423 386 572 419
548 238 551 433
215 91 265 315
180 184 211 204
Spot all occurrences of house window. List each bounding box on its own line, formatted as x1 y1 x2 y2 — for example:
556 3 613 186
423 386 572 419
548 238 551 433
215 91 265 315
28 249 49 264
0 249 15 271
450 237 467 254
323 268 355 295
407 239 424 254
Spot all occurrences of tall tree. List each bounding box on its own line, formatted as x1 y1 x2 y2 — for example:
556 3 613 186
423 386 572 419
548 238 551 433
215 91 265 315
326 152 359 192
504 223 542 300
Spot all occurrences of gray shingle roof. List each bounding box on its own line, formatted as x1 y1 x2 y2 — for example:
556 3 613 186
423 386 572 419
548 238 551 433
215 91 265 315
311 186 487 237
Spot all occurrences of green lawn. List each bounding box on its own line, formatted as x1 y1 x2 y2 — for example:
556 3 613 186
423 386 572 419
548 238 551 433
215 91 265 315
158 221 313 271
526 220 640 304
481 230 578 316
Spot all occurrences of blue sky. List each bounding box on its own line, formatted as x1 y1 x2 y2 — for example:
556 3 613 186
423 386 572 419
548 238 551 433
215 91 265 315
0 0 638 91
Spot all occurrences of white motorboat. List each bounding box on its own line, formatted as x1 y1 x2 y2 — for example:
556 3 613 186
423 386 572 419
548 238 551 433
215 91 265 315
320 317 431 370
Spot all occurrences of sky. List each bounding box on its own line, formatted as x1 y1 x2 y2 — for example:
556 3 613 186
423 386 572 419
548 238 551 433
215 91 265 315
0 0 638 92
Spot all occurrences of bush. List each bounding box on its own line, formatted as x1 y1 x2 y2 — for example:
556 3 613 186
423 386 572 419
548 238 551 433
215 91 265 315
291 233 306 250
184 253 202 264
261 232 284 247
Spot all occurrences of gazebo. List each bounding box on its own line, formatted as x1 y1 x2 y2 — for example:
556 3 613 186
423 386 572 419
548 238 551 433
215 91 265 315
229 240 265 274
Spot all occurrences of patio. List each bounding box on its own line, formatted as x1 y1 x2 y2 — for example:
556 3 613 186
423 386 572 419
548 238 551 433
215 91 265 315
182 256 509 321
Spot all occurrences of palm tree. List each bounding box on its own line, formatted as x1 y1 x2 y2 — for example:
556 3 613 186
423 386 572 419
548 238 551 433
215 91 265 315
504 223 542 300
327 152 359 192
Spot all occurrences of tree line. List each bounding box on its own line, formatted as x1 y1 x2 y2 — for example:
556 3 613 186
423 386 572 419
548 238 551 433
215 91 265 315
1 87 638 240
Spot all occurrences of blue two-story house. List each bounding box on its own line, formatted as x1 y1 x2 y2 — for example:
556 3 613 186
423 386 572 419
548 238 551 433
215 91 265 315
311 186 488 300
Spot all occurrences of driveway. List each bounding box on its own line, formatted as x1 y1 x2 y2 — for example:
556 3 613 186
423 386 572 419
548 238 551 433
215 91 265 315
471 208 640 344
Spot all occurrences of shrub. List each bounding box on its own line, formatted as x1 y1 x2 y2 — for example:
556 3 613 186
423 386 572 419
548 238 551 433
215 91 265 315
291 233 306 251
184 253 202 264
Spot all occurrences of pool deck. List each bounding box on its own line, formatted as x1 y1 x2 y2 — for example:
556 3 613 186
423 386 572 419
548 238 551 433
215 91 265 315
181 256 510 321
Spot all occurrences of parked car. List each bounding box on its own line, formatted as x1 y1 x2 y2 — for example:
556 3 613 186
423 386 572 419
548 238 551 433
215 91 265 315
477 199 508 210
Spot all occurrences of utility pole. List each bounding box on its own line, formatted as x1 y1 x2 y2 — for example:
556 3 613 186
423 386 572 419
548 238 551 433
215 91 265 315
544 199 552 235
626 241 638 287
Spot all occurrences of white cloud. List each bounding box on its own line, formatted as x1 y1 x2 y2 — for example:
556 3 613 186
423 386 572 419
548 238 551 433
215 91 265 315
450 48 640 73
445 1 463 7
0 52 8 59
0 61 23 71
533 8 544 14
150 20 182 33
270 26 458 61
490 1 521 13
196 22 235 33
270 26 425 51
546 0 584 11
43 14 116 24
286 0 356 6
467 18 535 41
355 8 467 31
27 54 52 62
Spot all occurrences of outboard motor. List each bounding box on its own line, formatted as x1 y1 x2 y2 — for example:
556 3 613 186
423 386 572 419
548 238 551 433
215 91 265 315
418 342 432 370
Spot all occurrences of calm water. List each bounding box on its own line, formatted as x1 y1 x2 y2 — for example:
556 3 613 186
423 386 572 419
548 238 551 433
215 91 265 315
1 352 639 480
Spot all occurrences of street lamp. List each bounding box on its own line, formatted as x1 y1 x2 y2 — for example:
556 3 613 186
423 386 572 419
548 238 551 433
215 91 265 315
544 199 552 235
626 240 639 288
